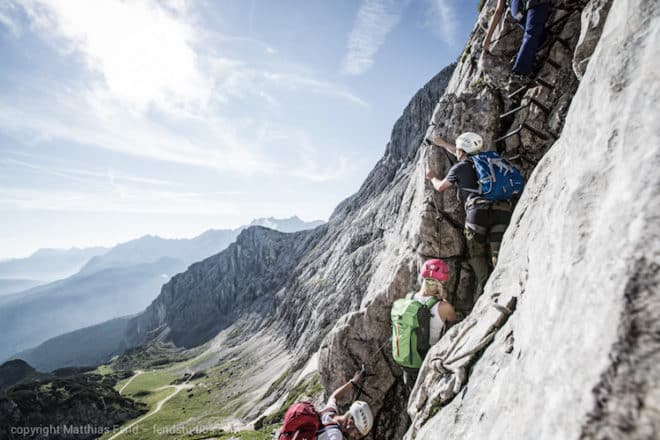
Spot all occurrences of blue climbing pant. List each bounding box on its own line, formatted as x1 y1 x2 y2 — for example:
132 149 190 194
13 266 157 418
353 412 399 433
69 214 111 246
509 1 551 75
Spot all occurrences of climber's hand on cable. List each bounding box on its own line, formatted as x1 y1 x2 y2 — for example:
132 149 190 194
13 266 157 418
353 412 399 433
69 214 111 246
426 167 439 181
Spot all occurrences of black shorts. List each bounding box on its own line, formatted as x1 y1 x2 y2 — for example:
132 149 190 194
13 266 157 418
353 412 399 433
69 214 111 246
465 201 513 243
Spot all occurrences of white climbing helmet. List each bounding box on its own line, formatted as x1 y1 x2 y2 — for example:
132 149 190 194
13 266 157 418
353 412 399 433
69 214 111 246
455 132 483 155
349 400 374 436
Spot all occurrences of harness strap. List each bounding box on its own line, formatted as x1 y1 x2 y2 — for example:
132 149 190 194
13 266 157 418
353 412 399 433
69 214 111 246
464 197 491 210
465 221 488 235
462 187 482 195
317 422 340 434
490 224 508 234
491 200 514 211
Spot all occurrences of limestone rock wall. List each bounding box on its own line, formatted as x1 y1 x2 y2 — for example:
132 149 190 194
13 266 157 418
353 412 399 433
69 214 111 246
408 0 659 438
318 0 606 438
126 226 319 348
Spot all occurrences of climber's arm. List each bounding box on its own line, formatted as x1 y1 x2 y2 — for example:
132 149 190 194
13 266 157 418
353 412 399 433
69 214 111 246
426 168 454 193
429 132 458 157
327 370 363 406
438 300 457 323
483 0 507 52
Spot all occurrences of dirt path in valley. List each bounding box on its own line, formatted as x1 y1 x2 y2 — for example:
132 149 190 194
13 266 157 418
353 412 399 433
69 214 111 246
118 370 143 394
109 375 192 440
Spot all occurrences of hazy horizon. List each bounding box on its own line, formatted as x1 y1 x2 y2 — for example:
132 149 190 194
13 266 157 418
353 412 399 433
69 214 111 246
1 214 325 260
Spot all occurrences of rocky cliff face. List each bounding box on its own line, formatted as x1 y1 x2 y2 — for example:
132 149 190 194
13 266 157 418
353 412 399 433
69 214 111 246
318 0 606 437
319 0 658 438
125 226 320 348
408 0 659 438
114 0 659 438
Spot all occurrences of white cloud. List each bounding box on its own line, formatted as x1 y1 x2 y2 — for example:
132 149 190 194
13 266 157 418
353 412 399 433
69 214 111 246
20 0 210 112
293 153 353 183
262 72 368 107
0 5 21 36
0 155 245 216
341 0 404 76
294 142 356 183
2 1 367 183
0 186 238 215
0 92 278 175
0 158 177 187
427 0 459 46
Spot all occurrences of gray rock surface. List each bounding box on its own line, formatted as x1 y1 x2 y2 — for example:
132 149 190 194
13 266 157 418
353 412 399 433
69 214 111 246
320 1 595 437
409 0 660 438
573 0 614 79
126 226 319 348
319 0 659 439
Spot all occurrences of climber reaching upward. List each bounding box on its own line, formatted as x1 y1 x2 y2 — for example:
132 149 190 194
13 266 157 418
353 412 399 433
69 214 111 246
278 370 373 440
316 370 373 440
482 0 551 86
426 131 523 292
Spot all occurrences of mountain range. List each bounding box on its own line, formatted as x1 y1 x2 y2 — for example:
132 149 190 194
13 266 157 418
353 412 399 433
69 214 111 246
0 247 108 296
0 216 323 365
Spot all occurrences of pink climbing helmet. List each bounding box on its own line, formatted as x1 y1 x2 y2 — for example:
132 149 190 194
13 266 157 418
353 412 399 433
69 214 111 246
420 259 449 282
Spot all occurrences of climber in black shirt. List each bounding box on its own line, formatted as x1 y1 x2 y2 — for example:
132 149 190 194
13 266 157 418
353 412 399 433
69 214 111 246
426 131 513 292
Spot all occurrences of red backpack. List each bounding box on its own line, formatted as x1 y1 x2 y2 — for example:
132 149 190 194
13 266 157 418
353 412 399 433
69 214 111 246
278 402 321 440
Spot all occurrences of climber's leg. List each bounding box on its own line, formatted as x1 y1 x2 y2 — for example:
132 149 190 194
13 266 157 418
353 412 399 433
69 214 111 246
465 205 492 291
402 367 418 393
512 2 551 75
487 201 514 268
489 240 501 267
465 227 490 291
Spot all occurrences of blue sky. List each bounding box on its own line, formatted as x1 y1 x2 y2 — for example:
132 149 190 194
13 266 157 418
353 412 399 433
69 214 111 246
0 0 479 259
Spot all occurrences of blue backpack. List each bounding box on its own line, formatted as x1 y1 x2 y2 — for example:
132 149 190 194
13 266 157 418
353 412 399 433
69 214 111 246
466 151 525 201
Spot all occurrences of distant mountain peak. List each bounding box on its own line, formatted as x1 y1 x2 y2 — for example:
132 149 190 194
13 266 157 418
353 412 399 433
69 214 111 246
249 216 324 232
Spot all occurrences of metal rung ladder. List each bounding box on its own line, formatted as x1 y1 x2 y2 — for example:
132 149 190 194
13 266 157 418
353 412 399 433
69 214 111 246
495 122 553 144
500 97 551 119
507 76 555 99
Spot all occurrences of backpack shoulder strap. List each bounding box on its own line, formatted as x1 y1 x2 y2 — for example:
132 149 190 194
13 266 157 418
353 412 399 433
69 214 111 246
425 297 440 309
317 414 340 432
458 156 481 194
409 294 439 309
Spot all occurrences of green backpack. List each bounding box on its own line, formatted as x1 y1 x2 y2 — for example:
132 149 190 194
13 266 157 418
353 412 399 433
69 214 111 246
391 293 439 369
